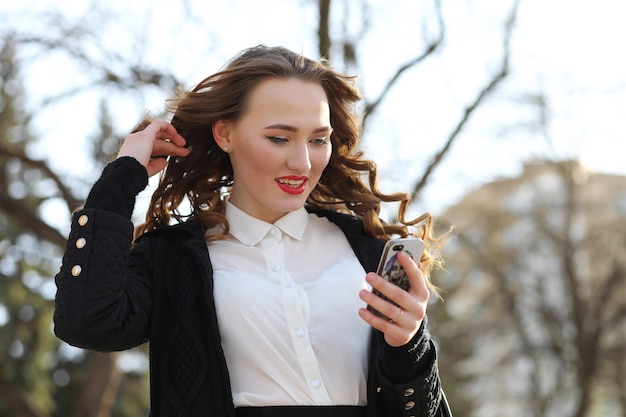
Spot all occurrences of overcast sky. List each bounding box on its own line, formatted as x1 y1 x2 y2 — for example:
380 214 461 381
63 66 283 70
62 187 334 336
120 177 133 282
1 0 625 224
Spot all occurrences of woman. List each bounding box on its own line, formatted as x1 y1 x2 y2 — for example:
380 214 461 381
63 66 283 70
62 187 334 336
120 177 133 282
54 45 452 417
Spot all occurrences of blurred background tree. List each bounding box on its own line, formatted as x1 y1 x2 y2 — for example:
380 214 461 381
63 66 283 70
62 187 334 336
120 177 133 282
435 161 626 417
0 0 624 416
0 34 64 417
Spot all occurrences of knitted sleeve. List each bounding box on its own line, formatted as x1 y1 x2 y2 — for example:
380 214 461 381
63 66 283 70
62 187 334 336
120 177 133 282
84 156 149 216
54 157 153 351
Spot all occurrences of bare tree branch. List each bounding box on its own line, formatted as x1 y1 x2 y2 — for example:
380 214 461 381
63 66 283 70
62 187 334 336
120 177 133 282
456 231 552 415
0 147 82 211
0 192 68 247
338 1 369 68
410 0 520 199
15 31 182 107
317 0 331 58
596 264 626 324
69 352 122 417
362 0 445 125
0 147 81 247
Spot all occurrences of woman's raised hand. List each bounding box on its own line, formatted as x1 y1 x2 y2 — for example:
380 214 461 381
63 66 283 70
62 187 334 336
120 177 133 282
117 120 191 177
358 250 430 347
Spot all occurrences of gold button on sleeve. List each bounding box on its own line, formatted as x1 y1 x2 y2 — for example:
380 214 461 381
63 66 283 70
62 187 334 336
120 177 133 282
403 388 415 396
75 238 87 249
404 401 416 411
71 265 82 277
78 215 89 226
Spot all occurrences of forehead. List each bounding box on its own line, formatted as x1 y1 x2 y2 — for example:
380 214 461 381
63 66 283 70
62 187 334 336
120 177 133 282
244 78 329 116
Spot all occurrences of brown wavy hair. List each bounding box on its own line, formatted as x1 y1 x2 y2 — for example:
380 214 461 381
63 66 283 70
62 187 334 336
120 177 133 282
134 45 445 289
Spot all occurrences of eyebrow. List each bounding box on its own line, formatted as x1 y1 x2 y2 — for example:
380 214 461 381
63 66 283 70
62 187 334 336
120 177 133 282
264 124 333 134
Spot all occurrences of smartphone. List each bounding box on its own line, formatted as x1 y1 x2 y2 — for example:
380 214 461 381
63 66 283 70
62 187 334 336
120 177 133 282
367 237 425 319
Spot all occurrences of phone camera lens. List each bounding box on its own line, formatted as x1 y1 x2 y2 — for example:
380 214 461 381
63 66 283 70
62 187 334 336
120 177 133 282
392 244 404 251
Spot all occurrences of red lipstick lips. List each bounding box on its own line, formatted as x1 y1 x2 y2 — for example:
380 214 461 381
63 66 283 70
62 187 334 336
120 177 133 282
276 176 308 194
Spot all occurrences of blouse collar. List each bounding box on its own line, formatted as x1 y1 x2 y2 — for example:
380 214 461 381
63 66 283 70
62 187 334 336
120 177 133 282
225 201 308 246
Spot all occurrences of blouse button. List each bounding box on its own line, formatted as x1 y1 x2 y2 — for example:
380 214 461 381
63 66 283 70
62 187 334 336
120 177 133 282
295 328 305 337
272 264 281 272
71 265 82 277
404 401 416 410
78 215 89 226
403 388 415 396
75 238 87 249
311 379 320 388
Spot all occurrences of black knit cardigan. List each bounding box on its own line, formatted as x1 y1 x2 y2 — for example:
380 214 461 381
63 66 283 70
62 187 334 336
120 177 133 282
54 157 450 417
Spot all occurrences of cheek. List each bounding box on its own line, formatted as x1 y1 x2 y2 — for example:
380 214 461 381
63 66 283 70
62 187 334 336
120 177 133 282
240 153 270 175
237 146 280 178
312 148 332 173
236 137 264 163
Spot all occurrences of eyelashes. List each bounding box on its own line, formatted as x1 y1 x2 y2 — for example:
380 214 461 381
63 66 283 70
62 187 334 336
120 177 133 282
266 136 330 146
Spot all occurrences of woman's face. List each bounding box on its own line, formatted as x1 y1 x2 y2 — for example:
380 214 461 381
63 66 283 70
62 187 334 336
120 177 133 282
218 78 333 223
389 260 402 282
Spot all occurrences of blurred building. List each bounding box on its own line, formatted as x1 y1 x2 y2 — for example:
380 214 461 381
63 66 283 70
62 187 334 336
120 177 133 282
433 160 626 417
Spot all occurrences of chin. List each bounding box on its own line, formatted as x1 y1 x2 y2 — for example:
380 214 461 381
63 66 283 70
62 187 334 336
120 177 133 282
275 198 307 213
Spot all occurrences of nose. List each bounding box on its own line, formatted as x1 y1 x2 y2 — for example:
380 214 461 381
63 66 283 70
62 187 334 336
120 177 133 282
286 142 312 173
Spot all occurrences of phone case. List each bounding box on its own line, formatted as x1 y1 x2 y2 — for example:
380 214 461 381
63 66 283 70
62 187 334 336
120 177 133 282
368 237 424 319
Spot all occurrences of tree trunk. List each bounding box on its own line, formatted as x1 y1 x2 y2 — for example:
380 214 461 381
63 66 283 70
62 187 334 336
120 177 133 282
70 352 122 417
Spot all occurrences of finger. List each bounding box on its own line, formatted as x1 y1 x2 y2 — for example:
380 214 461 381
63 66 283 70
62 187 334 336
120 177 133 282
389 306 404 323
117 121 189 169
144 120 186 145
397 251 430 301
358 306 416 347
366 266 416 312
362 274 408 318
151 138 191 158
358 304 397 333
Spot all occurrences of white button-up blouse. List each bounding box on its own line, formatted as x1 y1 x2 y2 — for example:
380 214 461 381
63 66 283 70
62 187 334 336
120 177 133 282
207 202 372 407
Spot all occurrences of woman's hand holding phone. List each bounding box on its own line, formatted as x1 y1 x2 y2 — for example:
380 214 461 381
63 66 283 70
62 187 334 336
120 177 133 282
358 239 430 348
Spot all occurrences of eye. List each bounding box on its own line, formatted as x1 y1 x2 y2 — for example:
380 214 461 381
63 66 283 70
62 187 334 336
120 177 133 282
266 136 288 144
310 137 330 146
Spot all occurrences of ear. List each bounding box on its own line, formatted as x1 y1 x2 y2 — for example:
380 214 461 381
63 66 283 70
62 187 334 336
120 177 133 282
212 120 232 152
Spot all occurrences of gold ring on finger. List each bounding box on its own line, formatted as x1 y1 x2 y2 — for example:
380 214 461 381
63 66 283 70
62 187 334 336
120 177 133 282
390 308 403 323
